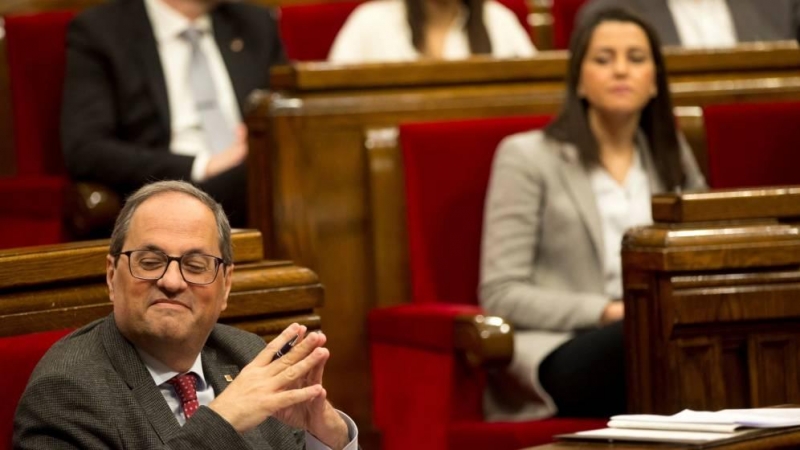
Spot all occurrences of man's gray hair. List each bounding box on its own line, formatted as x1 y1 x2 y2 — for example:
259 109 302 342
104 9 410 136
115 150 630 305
108 181 233 265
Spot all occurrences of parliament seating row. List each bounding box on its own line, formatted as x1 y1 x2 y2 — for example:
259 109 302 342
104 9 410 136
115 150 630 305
247 45 800 442
0 229 325 450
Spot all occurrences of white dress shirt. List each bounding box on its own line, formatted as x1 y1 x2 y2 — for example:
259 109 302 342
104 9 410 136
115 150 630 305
667 0 738 48
589 150 652 300
144 0 242 182
138 349 359 450
328 0 536 63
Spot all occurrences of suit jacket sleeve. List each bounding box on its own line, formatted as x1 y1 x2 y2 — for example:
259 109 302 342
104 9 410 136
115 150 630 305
479 134 610 332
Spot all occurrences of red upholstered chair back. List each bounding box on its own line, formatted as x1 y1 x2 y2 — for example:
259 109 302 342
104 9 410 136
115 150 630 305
4 10 76 176
400 115 553 306
703 101 800 189
0 328 72 450
278 1 363 61
552 0 588 49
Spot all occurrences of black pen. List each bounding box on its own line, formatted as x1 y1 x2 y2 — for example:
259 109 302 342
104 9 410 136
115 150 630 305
271 334 299 362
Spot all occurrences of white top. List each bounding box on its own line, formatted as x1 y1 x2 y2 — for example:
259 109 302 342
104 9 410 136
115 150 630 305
588 150 652 300
667 0 738 48
328 0 536 64
144 0 242 182
138 349 359 449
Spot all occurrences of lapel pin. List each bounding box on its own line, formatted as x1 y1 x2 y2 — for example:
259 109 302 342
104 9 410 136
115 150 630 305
224 374 233 382
230 39 244 53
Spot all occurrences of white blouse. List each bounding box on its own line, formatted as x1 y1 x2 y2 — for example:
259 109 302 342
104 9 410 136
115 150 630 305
328 0 536 64
589 150 652 300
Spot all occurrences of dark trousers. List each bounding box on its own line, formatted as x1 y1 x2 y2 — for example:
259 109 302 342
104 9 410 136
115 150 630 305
538 320 626 417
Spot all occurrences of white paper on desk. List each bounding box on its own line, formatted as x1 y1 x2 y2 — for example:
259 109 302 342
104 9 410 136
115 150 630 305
608 419 741 433
564 427 750 445
609 408 800 430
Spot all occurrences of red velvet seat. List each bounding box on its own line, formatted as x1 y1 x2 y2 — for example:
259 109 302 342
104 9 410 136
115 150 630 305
703 101 800 189
0 328 72 450
278 1 363 61
0 10 76 249
552 0 589 49
369 116 606 450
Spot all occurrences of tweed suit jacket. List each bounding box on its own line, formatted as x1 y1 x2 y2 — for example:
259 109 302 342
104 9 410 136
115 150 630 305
14 315 305 449
479 130 706 420
577 0 800 46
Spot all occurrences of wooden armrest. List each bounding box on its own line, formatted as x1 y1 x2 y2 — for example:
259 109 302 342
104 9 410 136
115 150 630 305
453 314 513 369
66 182 122 239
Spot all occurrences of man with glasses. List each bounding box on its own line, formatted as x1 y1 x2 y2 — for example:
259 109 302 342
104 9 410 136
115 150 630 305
14 180 358 450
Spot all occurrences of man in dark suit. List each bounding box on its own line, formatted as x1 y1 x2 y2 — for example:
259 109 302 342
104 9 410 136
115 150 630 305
61 0 286 226
14 180 358 449
578 0 800 47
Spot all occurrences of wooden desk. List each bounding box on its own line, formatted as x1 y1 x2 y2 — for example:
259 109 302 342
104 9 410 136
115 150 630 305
622 188 800 414
246 43 800 434
524 426 800 449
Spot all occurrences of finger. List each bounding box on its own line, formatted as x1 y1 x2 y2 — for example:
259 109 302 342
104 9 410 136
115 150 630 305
269 384 324 414
306 336 328 385
274 347 329 388
252 323 303 366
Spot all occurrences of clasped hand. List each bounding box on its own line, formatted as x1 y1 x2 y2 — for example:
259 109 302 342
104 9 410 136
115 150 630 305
209 324 348 449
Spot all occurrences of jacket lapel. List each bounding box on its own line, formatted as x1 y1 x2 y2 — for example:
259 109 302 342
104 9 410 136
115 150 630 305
100 315 183 443
211 7 251 113
557 142 604 271
725 0 773 41
128 0 171 133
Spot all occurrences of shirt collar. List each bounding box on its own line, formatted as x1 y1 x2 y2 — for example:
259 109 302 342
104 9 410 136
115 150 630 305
137 347 208 390
144 0 213 43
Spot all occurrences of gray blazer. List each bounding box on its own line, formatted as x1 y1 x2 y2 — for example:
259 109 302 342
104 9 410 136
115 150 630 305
14 315 305 449
578 0 800 46
479 130 706 420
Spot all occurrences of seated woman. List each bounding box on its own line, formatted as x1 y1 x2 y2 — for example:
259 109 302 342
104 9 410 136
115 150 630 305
328 0 535 63
479 8 706 420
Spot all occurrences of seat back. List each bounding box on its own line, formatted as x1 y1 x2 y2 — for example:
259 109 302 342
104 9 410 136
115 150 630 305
703 101 800 188
278 1 363 61
0 328 72 450
400 115 552 305
4 10 75 176
551 0 588 49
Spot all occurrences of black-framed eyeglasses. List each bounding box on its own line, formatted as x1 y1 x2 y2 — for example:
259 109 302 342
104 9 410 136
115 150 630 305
116 250 225 285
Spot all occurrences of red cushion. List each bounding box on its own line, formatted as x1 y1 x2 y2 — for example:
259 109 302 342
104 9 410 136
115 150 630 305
5 10 75 176
703 101 800 188
278 1 363 61
552 0 589 49
448 418 607 450
369 303 483 351
0 328 72 450
400 115 552 305
0 176 68 249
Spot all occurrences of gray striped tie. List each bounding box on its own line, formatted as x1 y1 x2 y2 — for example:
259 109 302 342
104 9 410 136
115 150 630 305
181 27 234 155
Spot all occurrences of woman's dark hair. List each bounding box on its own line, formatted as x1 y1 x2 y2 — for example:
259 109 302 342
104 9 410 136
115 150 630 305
404 0 492 55
544 7 684 190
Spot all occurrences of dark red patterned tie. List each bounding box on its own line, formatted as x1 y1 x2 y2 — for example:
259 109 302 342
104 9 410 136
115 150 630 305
167 372 199 420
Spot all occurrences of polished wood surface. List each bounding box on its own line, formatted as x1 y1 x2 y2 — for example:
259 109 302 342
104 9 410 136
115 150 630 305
622 189 800 415
0 229 324 340
245 42 800 434
524 426 800 450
